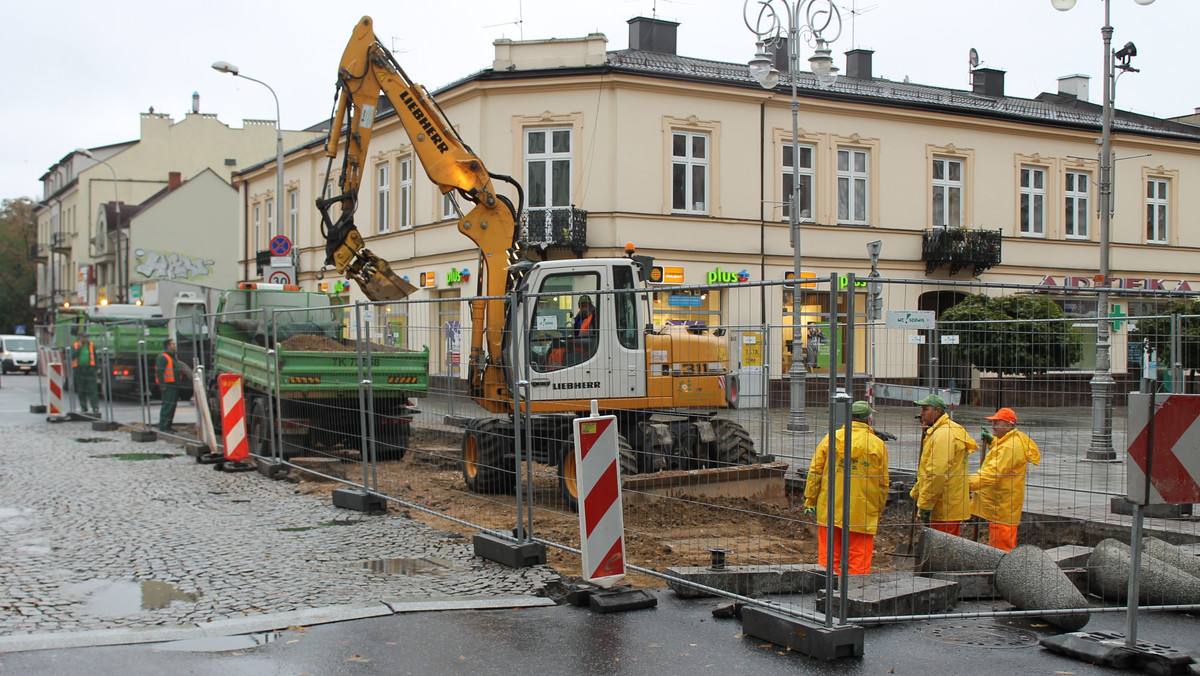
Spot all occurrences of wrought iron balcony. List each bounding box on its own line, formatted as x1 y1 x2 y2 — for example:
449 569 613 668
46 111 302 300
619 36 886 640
519 207 588 258
922 227 1002 277
50 231 71 253
29 242 49 261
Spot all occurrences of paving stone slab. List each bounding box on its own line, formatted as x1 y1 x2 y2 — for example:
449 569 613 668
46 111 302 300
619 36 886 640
817 572 958 618
665 564 824 598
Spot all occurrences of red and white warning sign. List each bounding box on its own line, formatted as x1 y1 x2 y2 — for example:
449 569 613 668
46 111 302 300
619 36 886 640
573 413 626 588
218 373 250 462
47 355 66 418
1127 393 1200 505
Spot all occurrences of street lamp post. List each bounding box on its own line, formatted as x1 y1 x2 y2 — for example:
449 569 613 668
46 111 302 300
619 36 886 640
1052 0 1153 461
745 0 843 433
76 148 124 303
212 61 286 240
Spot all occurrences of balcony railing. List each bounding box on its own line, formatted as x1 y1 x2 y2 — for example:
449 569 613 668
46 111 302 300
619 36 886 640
519 207 588 258
922 227 1002 277
29 242 49 261
50 231 71 253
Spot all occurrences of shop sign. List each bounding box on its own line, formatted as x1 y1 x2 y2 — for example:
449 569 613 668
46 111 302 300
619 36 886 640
837 275 869 290
446 267 471 285
668 294 702 307
418 270 437 288
649 266 685 284
707 267 750 285
783 270 818 288
1038 275 1193 293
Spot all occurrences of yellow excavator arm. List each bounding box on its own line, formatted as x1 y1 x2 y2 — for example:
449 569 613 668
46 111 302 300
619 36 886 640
320 16 524 401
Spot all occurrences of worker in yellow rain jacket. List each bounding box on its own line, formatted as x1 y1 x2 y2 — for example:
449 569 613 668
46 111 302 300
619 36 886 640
804 401 889 575
912 394 977 536
970 407 1041 551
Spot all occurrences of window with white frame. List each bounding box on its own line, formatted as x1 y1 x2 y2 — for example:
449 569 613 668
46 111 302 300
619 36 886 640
931 157 962 228
526 128 572 211
837 147 869 225
1019 166 1046 236
288 190 298 245
399 156 413 229
442 191 458 220
1064 171 1089 239
266 198 274 240
1147 178 1169 243
671 131 708 214
377 162 391 233
782 143 814 220
253 203 261 251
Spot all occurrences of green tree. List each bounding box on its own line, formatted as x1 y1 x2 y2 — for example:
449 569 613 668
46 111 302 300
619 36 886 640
1129 300 1200 369
939 293 1083 375
0 197 37 333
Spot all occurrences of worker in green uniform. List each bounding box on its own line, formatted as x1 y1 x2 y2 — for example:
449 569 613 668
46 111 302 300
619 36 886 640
156 339 193 432
71 329 100 414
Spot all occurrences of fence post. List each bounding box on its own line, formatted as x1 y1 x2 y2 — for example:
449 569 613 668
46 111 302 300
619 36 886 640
354 302 372 490
264 307 279 462
1171 313 1183 394
823 272 840 628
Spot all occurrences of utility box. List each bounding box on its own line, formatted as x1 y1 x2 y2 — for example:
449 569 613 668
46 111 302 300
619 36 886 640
737 331 765 408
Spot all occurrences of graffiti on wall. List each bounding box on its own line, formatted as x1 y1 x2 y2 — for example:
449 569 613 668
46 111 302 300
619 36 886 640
134 249 216 280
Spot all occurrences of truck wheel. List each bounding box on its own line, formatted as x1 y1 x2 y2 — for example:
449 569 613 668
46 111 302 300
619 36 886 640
462 419 514 494
558 434 638 512
247 398 272 459
711 419 758 466
375 419 409 462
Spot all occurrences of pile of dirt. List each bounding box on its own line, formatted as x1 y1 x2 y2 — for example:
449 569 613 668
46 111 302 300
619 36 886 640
278 335 411 353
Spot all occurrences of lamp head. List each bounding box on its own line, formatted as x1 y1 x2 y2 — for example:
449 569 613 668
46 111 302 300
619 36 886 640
75 147 94 158
211 60 240 76
1114 41 1137 60
1050 0 1076 10
809 39 838 86
748 42 780 90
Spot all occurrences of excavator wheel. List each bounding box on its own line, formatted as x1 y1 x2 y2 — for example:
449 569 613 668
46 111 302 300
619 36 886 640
246 398 272 459
710 419 759 466
461 419 515 494
558 434 638 512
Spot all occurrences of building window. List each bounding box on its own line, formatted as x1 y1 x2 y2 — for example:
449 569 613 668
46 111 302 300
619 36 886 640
253 203 261 251
1019 166 1046 237
324 178 340 222
399 156 413 230
266 199 274 240
377 163 390 233
782 143 814 221
526 128 572 211
1147 178 1168 244
1064 171 1089 239
931 157 962 228
288 190 298 245
838 147 869 225
442 192 458 220
671 131 708 214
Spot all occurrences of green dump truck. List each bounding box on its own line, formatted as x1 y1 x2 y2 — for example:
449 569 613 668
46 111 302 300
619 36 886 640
209 285 430 460
54 304 169 396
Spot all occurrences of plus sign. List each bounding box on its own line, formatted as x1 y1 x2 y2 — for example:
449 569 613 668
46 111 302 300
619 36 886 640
1109 304 1128 331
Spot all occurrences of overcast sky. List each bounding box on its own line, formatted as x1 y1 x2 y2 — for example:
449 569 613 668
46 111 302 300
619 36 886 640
4 0 1195 202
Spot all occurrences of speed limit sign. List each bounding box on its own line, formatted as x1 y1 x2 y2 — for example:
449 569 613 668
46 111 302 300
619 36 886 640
268 269 294 285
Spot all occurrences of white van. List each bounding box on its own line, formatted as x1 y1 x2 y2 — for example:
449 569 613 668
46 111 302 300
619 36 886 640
0 334 39 374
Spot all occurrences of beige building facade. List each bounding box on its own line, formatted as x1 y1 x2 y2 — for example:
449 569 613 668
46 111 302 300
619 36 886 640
233 18 1200 387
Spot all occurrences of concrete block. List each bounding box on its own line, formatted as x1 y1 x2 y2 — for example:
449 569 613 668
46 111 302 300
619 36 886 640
741 606 864 660
921 571 997 599
817 572 958 618
331 487 386 513
1110 497 1193 518
1144 537 1200 580
995 545 1090 632
1041 631 1197 674
1045 544 1093 569
254 458 287 479
665 564 824 598
918 527 1005 573
588 587 658 613
184 442 207 458
1087 538 1200 605
621 462 790 508
130 429 157 442
472 532 546 569
91 420 119 432
29 404 47 413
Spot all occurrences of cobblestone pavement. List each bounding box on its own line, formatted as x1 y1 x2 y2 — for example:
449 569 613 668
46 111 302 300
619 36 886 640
0 422 558 637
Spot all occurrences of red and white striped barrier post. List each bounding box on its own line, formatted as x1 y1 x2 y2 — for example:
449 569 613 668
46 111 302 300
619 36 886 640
573 408 626 588
218 373 250 463
46 354 67 422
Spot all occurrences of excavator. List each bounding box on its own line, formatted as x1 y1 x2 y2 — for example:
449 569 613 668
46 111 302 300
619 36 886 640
319 16 761 506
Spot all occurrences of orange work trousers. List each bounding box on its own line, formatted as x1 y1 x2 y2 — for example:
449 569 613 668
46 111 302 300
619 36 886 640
817 526 875 575
988 523 1019 551
930 521 961 536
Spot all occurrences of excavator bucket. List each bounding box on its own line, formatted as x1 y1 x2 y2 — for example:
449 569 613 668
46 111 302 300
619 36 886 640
354 253 419 302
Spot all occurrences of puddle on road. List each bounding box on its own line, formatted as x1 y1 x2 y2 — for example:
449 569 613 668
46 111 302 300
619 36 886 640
153 631 278 652
356 557 452 575
63 579 201 615
88 453 177 461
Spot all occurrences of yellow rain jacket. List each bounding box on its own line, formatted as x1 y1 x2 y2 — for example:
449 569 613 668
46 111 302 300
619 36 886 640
970 429 1041 525
804 421 890 534
910 413 978 522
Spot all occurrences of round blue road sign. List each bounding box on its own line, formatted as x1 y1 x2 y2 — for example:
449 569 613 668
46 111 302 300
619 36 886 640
270 235 292 257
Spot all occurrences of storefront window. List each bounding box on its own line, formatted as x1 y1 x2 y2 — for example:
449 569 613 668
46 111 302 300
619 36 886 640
783 286 866 374
1055 298 1098 372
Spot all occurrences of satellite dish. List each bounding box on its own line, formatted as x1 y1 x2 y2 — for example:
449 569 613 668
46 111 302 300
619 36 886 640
969 48 980 69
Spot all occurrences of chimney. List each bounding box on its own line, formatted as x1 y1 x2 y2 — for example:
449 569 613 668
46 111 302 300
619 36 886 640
766 37 788 73
1057 74 1090 102
971 67 1005 97
846 49 873 80
168 171 182 190
627 16 679 55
